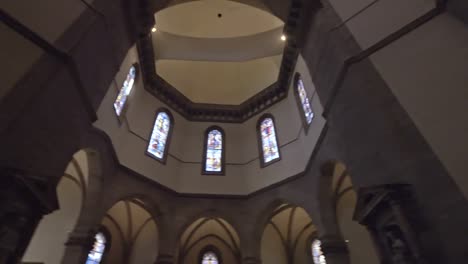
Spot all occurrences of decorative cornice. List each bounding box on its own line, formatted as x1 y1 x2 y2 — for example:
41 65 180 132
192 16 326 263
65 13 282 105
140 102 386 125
136 0 319 123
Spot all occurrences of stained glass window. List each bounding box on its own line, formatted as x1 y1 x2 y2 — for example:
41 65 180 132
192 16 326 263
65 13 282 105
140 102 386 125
201 251 219 264
296 77 314 125
312 239 326 264
114 65 137 116
85 232 106 264
204 128 223 173
259 117 280 164
147 111 172 161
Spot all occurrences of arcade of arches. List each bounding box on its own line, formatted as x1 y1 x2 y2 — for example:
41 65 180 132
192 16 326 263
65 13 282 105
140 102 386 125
1 0 468 264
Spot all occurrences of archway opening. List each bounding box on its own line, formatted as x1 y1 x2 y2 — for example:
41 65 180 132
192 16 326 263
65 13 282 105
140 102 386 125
327 161 379 264
178 217 240 264
22 149 90 263
261 204 317 264
99 198 159 264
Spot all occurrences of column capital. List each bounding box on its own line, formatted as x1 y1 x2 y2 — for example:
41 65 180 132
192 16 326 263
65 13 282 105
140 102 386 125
65 230 96 248
319 235 349 256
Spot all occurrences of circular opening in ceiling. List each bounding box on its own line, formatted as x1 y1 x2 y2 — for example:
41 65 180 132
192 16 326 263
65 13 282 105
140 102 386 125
218 13 222 18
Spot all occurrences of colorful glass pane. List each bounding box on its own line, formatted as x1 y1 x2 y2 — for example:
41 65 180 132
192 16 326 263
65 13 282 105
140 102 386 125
202 251 219 264
260 118 280 163
147 112 171 159
114 66 136 116
205 129 223 172
312 239 327 264
297 78 314 124
85 232 106 264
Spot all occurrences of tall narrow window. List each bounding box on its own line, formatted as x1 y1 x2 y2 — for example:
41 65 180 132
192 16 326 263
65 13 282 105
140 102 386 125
203 126 225 175
257 114 280 167
114 64 137 116
311 239 326 264
147 108 173 163
294 73 314 130
201 251 219 264
86 232 107 264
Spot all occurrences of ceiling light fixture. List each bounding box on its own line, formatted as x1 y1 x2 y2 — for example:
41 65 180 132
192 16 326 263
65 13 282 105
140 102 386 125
151 27 157 33
281 34 287 41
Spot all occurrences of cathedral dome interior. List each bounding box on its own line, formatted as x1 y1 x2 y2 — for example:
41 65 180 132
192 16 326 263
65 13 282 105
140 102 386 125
1 0 468 264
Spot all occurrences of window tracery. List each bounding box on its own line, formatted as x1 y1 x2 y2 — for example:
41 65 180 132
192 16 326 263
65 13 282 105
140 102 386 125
85 232 106 264
258 115 280 166
294 73 314 132
147 109 173 162
312 239 326 264
201 251 219 264
203 127 225 174
114 65 137 116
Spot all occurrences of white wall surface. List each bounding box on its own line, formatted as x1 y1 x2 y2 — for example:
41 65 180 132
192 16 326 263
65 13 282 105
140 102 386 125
94 46 326 195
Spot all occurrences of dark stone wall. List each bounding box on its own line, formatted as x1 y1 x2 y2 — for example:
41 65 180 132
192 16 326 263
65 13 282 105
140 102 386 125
1 0 467 263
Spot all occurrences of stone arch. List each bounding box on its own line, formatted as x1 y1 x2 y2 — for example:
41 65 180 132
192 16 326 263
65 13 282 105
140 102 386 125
318 160 379 264
260 202 317 264
177 214 241 264
22 149 93 264
96 197 160 264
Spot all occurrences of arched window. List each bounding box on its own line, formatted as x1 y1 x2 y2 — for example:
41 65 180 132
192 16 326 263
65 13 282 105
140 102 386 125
311 239 326 264
294 73 314 130
203 126 225 175
257 114 281 167
201 251 219 264
114 64 137 116
85 232 107 264
146 108 173 163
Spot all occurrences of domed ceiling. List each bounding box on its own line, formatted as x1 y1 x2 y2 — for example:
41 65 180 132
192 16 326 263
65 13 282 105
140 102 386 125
152 0 285 105
136 0 308 122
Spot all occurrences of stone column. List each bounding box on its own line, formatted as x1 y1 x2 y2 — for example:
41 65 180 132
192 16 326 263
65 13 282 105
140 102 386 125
242 256 262 264
320 235 350 264
238 223 262 264
0 168 58 264
153 213 178 264
154 254 175 264
61 230 95 264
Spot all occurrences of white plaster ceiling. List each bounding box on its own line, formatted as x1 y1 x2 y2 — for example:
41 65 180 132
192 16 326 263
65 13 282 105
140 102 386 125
156 0 283 38
156 55 281 105
153 0 284 105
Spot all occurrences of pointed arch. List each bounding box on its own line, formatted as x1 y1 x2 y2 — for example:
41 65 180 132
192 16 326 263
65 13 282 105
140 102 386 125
146 107 174 163
257 114 281 167
202 126 226 175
